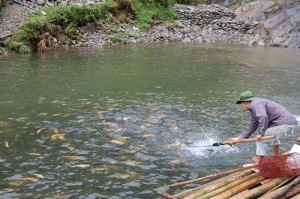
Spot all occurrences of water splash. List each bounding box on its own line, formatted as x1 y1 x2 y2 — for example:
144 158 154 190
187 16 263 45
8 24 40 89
184 138 238 157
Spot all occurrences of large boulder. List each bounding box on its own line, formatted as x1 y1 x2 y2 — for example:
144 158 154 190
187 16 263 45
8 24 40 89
235 0 300 48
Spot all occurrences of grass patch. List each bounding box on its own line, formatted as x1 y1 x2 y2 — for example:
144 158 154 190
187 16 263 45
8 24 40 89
111 36 123 43
136 2 178 31
5 38 31 54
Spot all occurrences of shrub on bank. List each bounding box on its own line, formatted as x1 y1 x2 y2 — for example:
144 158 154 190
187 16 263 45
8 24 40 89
0 0 3 10
7 0 190 53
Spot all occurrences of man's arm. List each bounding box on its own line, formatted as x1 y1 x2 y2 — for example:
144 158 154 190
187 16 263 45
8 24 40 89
229 117 259 141
238 117 259 139
254 103 269 136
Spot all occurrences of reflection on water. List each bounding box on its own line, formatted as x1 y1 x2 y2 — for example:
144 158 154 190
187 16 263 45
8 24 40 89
0 43 300 198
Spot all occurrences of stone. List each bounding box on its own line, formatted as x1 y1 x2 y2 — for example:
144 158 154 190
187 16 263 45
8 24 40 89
193 37 203 44
36 0 45 5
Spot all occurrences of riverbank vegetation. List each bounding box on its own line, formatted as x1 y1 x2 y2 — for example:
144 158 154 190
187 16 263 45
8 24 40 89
6 0 209 53
0 0 3 10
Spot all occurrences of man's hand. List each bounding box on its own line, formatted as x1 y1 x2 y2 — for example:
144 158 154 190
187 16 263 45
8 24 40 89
255 134 262 142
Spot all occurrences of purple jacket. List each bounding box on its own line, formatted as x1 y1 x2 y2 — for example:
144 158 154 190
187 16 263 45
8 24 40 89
239 98 298 139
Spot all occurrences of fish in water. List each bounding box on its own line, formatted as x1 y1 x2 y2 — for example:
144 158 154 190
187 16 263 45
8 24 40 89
62 156 84 160
92 165 118 172
109 139 125 145
27 153 41 156
142 134 156 138
9 176 41 186
71 164 90 168
37 112 48 116
52 113 63 117
51 134 65 141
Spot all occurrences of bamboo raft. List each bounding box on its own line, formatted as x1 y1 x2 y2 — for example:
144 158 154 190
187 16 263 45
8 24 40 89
158 165 300 199
158 133 300 198
158 149 300 199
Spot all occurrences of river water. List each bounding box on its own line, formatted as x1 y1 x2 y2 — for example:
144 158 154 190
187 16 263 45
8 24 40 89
0 43 300 198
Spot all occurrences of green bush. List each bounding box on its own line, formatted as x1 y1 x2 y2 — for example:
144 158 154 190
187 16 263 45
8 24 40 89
45 4 103 25
0 46 4 54
14 17 44 46
0 0 3 10
64 23 77 39
10 4 104 53
19 45 31 54
5 38 31 54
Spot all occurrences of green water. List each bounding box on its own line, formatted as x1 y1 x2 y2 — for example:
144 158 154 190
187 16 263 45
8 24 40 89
0 43 300 198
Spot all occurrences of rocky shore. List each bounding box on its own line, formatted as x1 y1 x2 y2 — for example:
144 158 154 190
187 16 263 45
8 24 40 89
0 0 299 51
48 3 261 48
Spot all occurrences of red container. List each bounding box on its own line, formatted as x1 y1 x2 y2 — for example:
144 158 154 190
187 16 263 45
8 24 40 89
258 153 300 178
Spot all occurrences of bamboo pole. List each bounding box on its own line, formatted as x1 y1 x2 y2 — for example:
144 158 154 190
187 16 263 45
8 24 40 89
172 169 254 199
169 164 258 188
157 191 174 199
230 177 288 199
290 192 300 199
259 176 300 199
215 135 275 146
258 177 295 198
196 173 260 199
281 184 300 199
209 175 265 199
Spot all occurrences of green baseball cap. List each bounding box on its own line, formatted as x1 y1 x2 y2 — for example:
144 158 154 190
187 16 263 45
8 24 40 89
236 91 257 104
